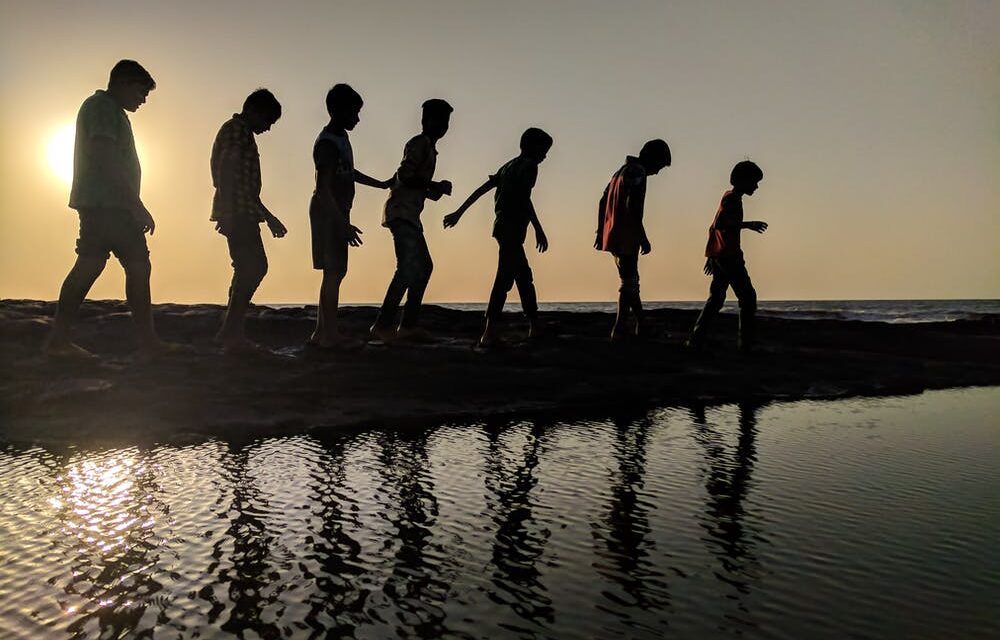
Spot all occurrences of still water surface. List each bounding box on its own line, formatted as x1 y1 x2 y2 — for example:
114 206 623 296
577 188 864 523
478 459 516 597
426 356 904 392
1 388 998 639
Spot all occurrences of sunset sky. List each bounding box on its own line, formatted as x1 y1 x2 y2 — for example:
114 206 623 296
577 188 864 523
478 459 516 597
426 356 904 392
1 1 997 303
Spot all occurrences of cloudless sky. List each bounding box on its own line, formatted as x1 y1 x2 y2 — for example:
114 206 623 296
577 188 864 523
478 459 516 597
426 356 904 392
1 0 997 303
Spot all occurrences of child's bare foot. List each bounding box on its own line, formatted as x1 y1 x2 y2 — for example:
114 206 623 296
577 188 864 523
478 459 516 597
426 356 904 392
368 324 397 343
478 326 500 348
528 319 545 340
396 327 434 343
43 338 98 360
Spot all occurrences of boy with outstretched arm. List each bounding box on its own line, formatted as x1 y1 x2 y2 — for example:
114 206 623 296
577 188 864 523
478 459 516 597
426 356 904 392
370 99 453 343
45 60 176 358
595 139 671 341
686 160 767 352
444 127 553 347
210 89 287 353
309 83 392 349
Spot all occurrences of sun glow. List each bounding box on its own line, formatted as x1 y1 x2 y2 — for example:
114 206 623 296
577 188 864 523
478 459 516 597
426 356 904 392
46 123 75 186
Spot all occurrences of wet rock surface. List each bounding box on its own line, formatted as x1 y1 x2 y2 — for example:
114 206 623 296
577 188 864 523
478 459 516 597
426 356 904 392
1 299 997 444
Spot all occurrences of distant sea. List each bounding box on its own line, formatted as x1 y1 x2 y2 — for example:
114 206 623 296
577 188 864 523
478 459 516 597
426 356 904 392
272 299 1000 325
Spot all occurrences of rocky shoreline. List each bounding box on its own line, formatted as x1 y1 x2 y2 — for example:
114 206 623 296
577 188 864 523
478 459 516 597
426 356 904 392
1 299 997 445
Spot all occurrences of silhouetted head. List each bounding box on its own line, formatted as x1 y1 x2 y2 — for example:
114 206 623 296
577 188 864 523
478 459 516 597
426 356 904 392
107 60 155 112
242 89 281 134
520 127 553 163
730 160 763 195
421 98 453 141
326 84 363 131
638 139 671 175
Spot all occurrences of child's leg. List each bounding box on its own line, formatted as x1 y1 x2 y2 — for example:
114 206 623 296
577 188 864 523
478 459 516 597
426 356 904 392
688 260 730 347
612 254 639 338
727 260 757 350
220 226 268 345
372 222 413 332
48 254 107 352
399 228 433 330
315 268 345 344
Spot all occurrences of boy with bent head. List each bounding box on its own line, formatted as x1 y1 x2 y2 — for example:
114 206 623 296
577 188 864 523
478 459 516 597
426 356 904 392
309 83 391 349
595 139 671 341
210 89 287 353
46 59 171 357
687 160 767 352
444 127 553 347
370 99 453 343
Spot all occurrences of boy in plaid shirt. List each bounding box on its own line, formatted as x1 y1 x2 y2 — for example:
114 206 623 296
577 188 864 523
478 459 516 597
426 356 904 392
210 89 287 353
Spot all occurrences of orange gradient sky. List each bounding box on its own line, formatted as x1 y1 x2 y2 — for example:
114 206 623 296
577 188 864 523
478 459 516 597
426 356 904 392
1 1 998 303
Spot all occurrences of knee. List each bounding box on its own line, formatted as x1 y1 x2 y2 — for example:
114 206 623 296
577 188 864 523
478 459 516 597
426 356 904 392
619 275 639 297
124 257 151 279
740 289 757 311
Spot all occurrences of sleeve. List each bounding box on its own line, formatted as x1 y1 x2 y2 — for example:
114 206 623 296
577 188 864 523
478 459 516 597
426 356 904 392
83 98 120 142
396 136 430 185
313 138 341 171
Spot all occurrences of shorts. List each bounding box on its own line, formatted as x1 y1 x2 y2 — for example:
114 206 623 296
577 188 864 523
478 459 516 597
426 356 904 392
75 207 149 264
309 195 348 274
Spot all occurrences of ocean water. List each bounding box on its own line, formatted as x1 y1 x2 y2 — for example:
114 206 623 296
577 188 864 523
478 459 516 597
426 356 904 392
1 387 997 639
436 299 1000 324
269 299 1000 324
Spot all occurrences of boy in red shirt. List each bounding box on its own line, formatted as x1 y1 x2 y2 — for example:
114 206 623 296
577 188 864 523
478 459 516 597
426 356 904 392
595 139 671 340
686 160 768 352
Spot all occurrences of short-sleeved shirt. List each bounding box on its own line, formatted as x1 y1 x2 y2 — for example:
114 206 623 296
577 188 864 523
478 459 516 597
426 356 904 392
596 156 647 255
312 126 355 218
69 90 141 211
491 155 538 242
210 114 265 224
382 133 437 230
706 190 744 258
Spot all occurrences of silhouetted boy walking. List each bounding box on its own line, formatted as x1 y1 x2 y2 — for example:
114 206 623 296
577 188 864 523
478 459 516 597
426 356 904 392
687 160 767 352
46 60 173 358
370 99 453 343
210 89 287 353
444 127 553 347
595 140 671 340
309 84 391 349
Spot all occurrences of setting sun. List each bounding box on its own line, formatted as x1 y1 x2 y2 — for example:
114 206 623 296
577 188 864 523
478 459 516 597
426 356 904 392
46 123 75 186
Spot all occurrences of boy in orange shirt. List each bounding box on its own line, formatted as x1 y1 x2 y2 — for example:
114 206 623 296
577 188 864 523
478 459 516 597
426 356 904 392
686 160 767 352
595 139 671 340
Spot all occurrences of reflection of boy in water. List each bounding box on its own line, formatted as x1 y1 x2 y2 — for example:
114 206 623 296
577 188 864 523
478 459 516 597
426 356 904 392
46 60 174 358
444 127 553 347
687 161 768 352
595 140 671 341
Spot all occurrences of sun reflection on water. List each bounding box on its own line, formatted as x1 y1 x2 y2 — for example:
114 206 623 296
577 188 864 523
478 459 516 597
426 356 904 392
54 453 162 620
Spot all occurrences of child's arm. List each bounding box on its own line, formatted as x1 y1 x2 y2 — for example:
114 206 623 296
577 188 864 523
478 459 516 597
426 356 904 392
354 169 392 190
594 185 609 249
528 200 548 253
316 166 362 246
628 180 651 254
742 221 768 233
443 177 496 228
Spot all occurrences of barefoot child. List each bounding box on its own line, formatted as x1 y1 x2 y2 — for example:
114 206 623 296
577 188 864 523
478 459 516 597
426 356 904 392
370 99 453 343
210 89 287 353
686 160 767 352
46 60 175 358
309 84 391 349
444 127 552 346
594 139 671 340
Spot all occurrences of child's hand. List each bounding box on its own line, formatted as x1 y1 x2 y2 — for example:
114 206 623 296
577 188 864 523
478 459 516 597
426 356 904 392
132 203 156 235
443 212 462 228
438 180 453 196
347 224 364 247
747 221 768 233
640 238 652 255
266 215 287 238
536 229 548 253
704 258 714 275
